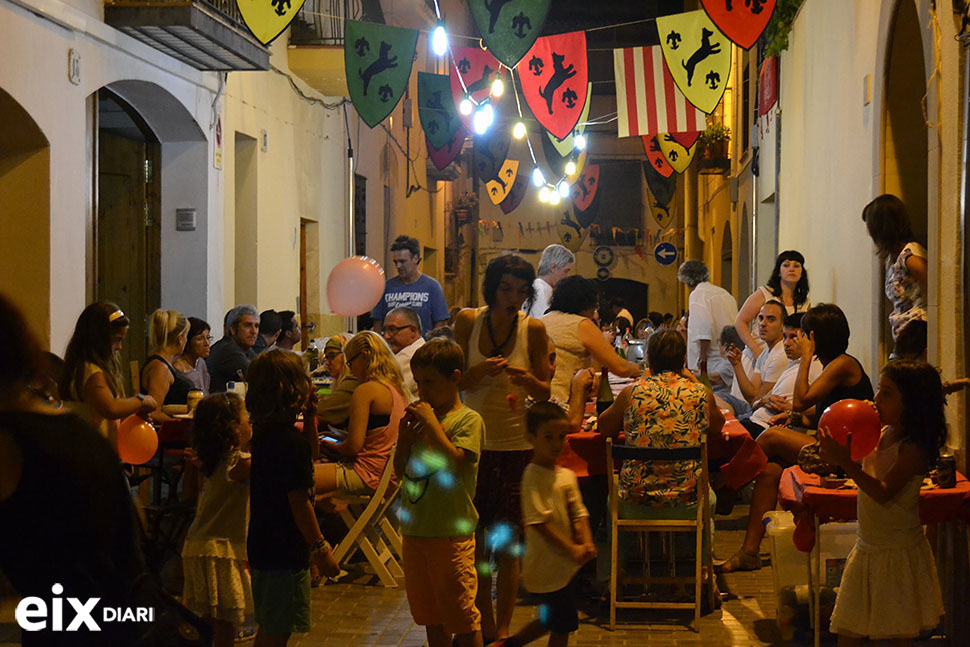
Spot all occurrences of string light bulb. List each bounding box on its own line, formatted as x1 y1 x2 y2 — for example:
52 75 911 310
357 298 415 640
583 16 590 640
531 167 545 187
490 77 504 98
512 121 527 140
459 98 473 116
548 189 562 205
574 133 587 151
431 23 448 57
558 180 570 198
564 160 577 176
538 186 551 203
473 103 494 134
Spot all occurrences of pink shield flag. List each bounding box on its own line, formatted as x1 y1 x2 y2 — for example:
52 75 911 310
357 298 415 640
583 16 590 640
450 47 502 131
427 128 467 171
614 45 707 138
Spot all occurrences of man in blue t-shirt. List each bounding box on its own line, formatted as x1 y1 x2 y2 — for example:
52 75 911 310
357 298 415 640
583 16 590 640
372 235 450 334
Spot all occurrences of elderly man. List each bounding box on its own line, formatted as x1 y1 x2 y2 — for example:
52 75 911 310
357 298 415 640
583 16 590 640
526 244 575 318
207 304 260 392
371 235 449 334
382 306 424 402
677 259 739 381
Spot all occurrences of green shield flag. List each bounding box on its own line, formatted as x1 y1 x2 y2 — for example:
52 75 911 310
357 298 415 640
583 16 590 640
418 73 462 151
469 0 551 69
344 20 418 128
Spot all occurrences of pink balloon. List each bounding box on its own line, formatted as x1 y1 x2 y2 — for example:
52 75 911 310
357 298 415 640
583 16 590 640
117 415 159 465
327 256 386 316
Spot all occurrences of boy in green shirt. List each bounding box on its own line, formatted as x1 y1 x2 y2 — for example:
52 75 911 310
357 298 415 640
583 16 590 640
394 339 485 647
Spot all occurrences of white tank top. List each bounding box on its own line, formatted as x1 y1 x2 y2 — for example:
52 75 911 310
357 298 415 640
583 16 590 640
541 311 590 403
463 308 532 451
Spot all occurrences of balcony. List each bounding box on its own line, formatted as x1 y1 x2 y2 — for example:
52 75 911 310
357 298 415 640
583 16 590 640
105 0 270 71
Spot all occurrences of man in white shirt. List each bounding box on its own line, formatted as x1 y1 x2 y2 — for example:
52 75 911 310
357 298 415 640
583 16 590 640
382 306 425 402
728 300 788 408
526 244 575 318
677 260 739 378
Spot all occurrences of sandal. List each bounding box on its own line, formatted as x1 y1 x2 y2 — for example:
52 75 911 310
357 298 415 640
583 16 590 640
714 549 761 573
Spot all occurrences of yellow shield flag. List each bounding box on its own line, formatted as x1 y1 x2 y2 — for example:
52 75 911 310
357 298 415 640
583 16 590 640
486 160 519 205
656 9 732 114
657 132 698 174
237 0 306 45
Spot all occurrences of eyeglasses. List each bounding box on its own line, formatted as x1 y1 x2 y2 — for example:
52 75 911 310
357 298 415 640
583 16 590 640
324 351 342 361
383 324 413 336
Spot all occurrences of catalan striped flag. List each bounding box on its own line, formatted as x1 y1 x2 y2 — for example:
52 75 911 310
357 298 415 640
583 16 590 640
613 45 707 138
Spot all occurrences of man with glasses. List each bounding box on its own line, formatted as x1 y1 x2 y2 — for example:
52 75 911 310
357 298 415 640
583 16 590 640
371 235 450 334
382 307 424 402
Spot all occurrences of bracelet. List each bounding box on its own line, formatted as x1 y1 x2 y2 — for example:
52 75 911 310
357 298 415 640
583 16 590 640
135 393 146 404
309 536 331 553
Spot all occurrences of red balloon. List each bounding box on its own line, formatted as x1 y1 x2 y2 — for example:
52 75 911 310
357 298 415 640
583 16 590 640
326 256 386 316
818 399 881 461
118 415 159 465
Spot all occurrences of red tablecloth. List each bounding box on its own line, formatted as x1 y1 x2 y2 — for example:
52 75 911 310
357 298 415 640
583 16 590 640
778 465 970 551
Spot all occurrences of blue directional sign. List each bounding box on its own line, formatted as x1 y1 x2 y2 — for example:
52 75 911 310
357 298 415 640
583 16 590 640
654 242 678 266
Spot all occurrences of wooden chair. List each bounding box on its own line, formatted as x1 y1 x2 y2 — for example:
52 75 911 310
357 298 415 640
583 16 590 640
330 455 403 587
607 437 714 630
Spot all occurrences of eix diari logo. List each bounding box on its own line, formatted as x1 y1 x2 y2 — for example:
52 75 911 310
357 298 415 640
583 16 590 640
16 584 155 632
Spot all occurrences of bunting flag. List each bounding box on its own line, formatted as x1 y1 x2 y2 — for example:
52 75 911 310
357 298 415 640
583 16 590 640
344 20 419 128
657 132 699 174
656 10 732 114
237 0 306 45
570 163 599 212
450 47 501 131
701 0 777 50
642 136 676 178
418 72 463 151
613 46 707 138
547 83 592 156
643 161 677 228
500 174 529 214
517 31 589 140
486 160 519 204
469 0 551 69
427 128 466 171
473 127 512 182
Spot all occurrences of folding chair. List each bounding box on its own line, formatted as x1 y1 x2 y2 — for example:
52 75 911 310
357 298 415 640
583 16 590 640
330 456 403 587
607 437 714 630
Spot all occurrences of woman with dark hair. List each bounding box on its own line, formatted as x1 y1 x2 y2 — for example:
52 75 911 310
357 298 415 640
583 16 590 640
453 253 551 642
61 301 156 446
862 194 928 339
734 250 811 357
174 316 212 395
718 303 874 572
541 275 640 402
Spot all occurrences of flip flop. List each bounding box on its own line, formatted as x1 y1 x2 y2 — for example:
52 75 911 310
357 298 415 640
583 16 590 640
714 549 761 573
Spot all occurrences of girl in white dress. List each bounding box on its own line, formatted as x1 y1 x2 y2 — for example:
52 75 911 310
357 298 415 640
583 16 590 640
819 360 945 645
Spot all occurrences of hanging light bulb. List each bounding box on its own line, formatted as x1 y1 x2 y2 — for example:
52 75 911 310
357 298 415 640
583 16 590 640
512 121 527 140
481 103 494 127
548 188 562 205
431 23 448 57
531 167 545 187
558 180 570 198
473 103 494 134
459 97 474 116
574 133 587 151
490 76 505 98
538 186 551 203
564 160 577 176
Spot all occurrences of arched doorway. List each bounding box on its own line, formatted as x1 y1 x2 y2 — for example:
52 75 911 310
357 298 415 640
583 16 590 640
720 222 733 292
738 205 751 296
0 88 50 345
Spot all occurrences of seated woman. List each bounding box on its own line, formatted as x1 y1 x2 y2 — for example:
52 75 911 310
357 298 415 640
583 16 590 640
141 309 193 422
598 329 723 543
718 303 874 572
313 331 405 496
541 275 641 403
173 317 212 395
316 334 358 429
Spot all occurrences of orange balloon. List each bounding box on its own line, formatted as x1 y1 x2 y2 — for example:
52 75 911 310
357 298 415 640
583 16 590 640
326 256 386 316
818 399 881 461
118 415 159 464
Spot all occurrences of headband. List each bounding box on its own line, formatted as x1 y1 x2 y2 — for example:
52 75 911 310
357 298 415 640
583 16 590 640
108 310 126 323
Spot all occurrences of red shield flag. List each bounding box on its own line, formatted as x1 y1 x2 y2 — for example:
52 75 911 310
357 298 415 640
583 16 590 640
570 164 599 212
642 136 675 178
427 128 467 171
450 47 502 131
517 31 588 140
700 0 777 50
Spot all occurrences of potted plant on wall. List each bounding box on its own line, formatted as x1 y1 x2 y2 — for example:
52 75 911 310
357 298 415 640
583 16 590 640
698 123 731 173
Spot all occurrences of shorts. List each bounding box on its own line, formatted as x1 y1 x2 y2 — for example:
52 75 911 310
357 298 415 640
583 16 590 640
335 463 372 495
473 450 532 535
530 576 579 634
740 417 767 439
252 568 311 635
402 535 481 635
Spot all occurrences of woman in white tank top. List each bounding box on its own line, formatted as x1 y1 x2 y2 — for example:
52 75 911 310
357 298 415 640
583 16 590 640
734 250 811 357
454 254 551 642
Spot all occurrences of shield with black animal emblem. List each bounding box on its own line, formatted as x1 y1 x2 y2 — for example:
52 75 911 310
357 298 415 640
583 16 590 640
642 136 675 178
701 0 777 50
486 160 519 205
540 129 586 179
469 0 551 69
418 72 462 151
450 47 502 131
657 132 699 174
517 31 588 140
237 0 306 45
557 206 589 253
426 127 467 171
499 173 528 214
570 163 599 213
473 127 512 182
643 161 677 228
547 83 592 157
656 10 732 114
344 20 419 128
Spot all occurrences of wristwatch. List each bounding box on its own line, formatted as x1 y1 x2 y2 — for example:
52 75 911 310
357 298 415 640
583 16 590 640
135 393 146 404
